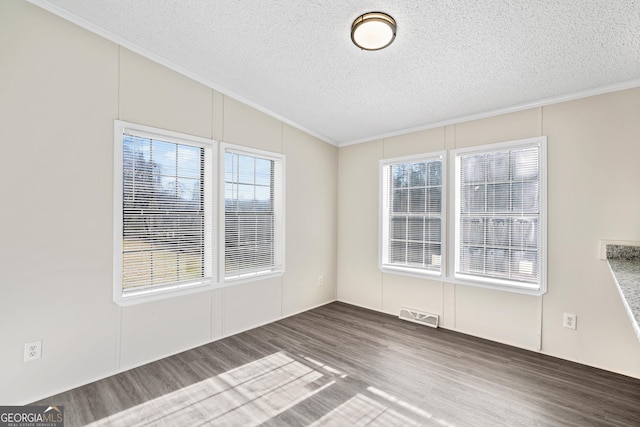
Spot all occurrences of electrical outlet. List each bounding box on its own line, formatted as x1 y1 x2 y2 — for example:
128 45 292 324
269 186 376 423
318 275 324 286
24 340 42 361
563 313 577 330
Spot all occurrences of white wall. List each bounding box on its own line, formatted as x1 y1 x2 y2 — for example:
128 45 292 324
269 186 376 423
0 1 337 404
338 90 640 378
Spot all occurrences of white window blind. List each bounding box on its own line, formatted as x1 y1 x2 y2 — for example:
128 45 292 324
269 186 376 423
380 153 444 277
454 137 546 292
223 145 284 281
114 121 215 302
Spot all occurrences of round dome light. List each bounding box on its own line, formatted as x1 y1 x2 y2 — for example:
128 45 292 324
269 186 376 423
351 12 396 51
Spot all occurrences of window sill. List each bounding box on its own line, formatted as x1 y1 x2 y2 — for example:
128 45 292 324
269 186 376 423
114 281 216 306
380 265 442 280
380 266 546 295
219 270 284 287
447 274 545 296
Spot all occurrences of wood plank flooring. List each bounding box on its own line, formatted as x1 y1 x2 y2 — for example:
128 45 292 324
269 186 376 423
34 302 640 426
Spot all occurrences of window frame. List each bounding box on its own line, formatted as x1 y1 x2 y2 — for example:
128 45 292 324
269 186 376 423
219 143 286 285
451 136 547 295
113 120 217 306
379 151 447 279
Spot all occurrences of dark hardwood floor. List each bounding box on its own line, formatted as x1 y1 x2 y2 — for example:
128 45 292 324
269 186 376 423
35 302 640 426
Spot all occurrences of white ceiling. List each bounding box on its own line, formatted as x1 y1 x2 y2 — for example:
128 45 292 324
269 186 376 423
31 0 640 146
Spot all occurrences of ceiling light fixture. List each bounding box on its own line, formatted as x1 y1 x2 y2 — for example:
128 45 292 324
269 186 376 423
351 12 396 51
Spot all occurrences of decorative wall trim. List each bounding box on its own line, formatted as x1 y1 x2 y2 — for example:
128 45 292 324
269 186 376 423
25 1 640 149
341 80 640 147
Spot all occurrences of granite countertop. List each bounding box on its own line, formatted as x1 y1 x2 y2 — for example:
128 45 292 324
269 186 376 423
606 245 640 341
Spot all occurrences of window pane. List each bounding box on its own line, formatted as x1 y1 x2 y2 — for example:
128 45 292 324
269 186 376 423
177 178 200 208
407 242 424 265
462 218 484 245
455 139 544 290
382 155 444 275
487 151 510 181
462 246 485 273
121 134 206 291
426 187 441 213
409 162 426 186
425 218 441 243
409 188 426 213
486 248 509 277
225 215 238 244
462 184 485 213
238 155 255 184
390 217 407 240
512 182 539 213
512 148 538 180
392 164 409 188
177 145 201 179
224 149 281 279
510 250 538 282
256 243 274 267
487 218 509 246
462 154 485 183
427 161 442 186
425 243 441 268
256 216 274 241
393 189 409 213
225 152 236 183
255 186 271 211
512 218 537 248
225 183 237 210
238 183 255 202
255 158 272 185
486 183 510 212
407 217 424 241
390 241 407 263
152 140 177 176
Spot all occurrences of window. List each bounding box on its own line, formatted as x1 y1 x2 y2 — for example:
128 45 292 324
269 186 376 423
453 136 546 294
113 121 215 304
221 144 285 283
380 153 445 277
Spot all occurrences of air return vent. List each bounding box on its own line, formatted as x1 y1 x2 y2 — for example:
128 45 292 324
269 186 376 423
399 307 439 328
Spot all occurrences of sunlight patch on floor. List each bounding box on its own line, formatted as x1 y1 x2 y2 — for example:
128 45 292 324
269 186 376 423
86 352 334 426
309 393 421 427
85 350 456 426
367 386 455 427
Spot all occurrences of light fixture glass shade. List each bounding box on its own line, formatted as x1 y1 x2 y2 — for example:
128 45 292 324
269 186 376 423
351 12 396 51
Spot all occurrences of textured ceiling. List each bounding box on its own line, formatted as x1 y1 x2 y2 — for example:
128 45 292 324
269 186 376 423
30 0 640 145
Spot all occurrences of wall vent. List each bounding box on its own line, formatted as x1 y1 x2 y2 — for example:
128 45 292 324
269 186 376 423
399 307 439 328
